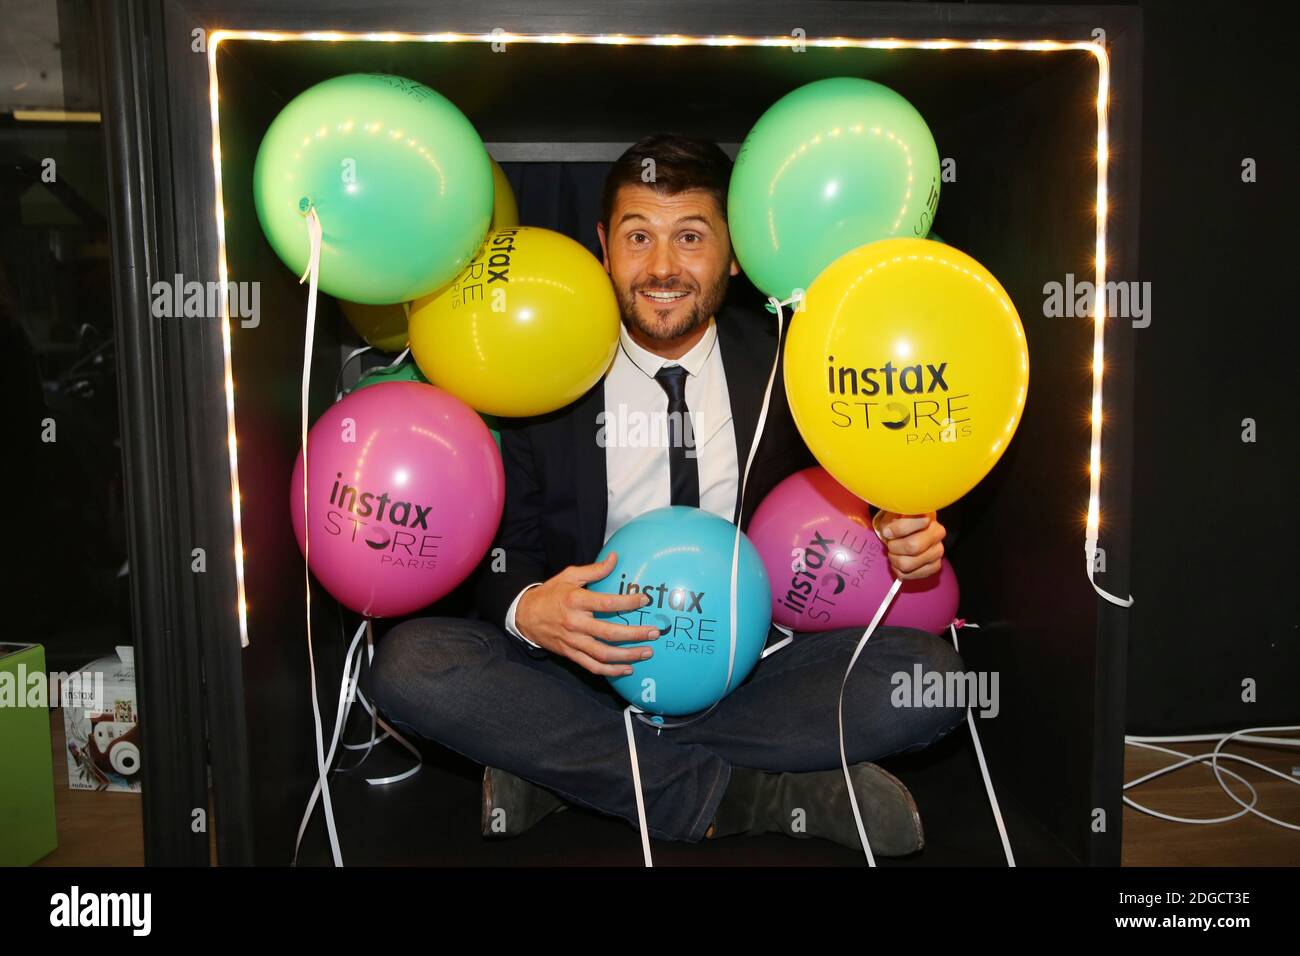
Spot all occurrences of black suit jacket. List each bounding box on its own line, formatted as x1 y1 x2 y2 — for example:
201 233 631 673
476 300 817 630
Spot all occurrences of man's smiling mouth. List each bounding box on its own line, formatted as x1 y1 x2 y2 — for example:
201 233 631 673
640 290 691 303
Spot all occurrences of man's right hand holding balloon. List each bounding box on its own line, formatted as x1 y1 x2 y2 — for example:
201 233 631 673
515 552 662 676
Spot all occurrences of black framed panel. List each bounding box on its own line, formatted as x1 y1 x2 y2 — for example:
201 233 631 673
97 0 1142 866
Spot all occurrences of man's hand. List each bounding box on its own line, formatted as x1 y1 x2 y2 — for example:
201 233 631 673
872 510 947 580
515 552 661 676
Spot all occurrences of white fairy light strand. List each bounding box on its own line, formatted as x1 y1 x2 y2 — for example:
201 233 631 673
207 30 1115 648
198 29 1125 867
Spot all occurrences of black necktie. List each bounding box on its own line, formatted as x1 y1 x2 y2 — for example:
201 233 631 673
654 364 700 508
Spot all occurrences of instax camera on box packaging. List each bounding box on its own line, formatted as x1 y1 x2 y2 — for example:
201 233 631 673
62 646 142 793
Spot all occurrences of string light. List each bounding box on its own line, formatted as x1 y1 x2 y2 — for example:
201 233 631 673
206 30 1112 645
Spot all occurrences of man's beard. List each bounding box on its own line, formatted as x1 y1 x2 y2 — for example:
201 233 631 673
617 266 731 341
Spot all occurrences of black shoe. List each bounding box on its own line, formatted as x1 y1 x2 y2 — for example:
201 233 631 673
480 766 568 838
708 762 923 856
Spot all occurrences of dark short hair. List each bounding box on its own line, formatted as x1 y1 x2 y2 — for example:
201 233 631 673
601 134 733 230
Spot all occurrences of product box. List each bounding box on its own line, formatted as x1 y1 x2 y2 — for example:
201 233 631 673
62 646 142 793
0 642 59 865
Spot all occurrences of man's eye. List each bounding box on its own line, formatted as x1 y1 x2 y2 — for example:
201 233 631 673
629 233 648 244
679 233 701 244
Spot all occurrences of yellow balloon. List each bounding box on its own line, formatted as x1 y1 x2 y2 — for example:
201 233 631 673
338 299 409 352
784 237 1029 514
409 226 619 416
489 157 519 229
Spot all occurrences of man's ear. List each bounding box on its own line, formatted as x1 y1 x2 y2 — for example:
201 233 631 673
596 221 611 273
721 221 740 277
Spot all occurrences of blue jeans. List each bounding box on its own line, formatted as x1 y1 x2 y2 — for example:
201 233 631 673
367 617 966 843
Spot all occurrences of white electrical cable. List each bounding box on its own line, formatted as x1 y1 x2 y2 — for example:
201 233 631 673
1210 726 1300 832
1124 740 1260 824
1123 726 1300 831
1128 732 1300 748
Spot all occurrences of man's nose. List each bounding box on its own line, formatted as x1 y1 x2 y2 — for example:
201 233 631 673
646 243 680 282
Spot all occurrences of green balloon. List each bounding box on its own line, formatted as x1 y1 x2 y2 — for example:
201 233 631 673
728 77 941 300
254 73 493 304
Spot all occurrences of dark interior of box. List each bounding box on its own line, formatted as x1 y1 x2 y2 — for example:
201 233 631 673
214 38 1103 865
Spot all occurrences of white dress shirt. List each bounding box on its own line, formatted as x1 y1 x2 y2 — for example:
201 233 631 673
505 317 739 647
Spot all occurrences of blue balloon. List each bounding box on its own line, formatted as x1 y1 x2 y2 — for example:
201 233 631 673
590 506 772 716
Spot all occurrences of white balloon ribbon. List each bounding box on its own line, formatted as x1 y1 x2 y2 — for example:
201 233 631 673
948 621 1016 866
1085 536 1134 607
837 576 902 867
620 293 795 865
293 615 364 865
292 207 346 867
292 212 426 864
623 705 653 867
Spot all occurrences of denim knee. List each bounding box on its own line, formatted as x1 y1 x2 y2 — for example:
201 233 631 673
368 616 485 726
883 627 968 752
911 627 965 678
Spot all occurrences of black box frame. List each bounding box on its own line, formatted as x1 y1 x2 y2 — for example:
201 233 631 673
97 0 1141 866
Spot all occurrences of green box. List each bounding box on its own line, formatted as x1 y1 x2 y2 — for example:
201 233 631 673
0 642 58 866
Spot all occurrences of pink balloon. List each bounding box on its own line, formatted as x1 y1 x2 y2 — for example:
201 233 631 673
749 467 959 633
290 381 504 617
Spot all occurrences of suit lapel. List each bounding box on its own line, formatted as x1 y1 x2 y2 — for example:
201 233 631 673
572 378 608 561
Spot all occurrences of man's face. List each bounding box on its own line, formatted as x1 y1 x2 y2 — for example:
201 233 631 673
596 185 740 342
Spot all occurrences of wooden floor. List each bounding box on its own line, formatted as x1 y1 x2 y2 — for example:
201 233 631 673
1121 735 1300 866
34 708 216 867
30 710 1300 866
